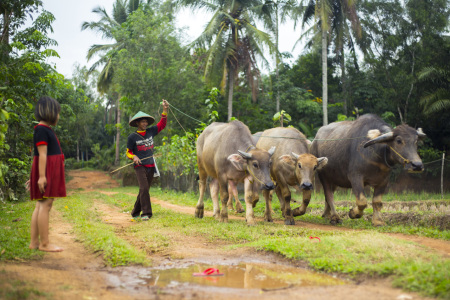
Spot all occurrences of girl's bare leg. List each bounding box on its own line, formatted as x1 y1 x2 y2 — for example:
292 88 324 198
37 198 63 252
29 201 40 249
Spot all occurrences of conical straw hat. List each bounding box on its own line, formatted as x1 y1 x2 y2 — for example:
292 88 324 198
129 111 155 127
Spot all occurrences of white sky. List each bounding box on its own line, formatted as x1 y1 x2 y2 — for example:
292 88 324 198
39 0 304 78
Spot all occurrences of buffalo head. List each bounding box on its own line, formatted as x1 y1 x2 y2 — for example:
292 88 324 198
279 152 328 190
363 126 426 172
228 146 276 190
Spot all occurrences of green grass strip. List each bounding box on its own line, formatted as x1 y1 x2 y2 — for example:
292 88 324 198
53 194 148 267
108 186 450 240
0 201 43 261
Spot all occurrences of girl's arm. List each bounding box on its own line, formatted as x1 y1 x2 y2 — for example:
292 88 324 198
37 145 48 194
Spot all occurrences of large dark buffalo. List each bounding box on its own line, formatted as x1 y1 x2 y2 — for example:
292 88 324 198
257 127 328 225
311 114 425 226
196 121 275 225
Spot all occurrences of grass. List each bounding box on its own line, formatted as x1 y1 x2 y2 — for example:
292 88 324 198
52 194 148 267
0 201 43 261
99 187 450 299
1 184 449 299
116 186 450 240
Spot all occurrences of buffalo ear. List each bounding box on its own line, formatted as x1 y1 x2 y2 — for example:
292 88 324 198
228 154 246 171
317 157 328 169
279 155 295 167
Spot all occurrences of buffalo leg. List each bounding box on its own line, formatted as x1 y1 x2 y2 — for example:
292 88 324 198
320 174 341 224
227 181 244 213
279 185 294 225
209 178 220 220
349 179 368 219
219 177 229 222
293 189 312 217
195 169 207 218
262 189 273 222
372 186 386 226
244 178 256 225
275 186 285 217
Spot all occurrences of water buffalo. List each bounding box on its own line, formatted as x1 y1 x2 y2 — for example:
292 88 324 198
310 114 425 226
257 127 328 225
226 131 265 213
196 121 275 225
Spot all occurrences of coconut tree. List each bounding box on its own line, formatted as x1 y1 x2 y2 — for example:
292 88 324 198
260 0 297 113
81 0 145 165
175 0 276 121
293 0 360 125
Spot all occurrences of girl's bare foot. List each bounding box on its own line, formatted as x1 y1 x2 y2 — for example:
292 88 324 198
38 244 63 252
29 243 39 250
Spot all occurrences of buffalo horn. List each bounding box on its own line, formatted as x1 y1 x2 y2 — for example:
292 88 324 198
317 157 327 164
417 128 426 139
291 152 300 159
238 150 252 159
363 131 394 148
268 146 276 156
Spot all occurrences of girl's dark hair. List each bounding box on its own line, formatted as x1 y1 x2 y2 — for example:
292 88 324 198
35 96 61 124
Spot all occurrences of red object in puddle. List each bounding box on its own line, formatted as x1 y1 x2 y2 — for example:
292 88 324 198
309 236 321 242
193 268 224 277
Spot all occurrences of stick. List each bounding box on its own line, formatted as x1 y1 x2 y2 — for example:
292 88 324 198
110 154 162 174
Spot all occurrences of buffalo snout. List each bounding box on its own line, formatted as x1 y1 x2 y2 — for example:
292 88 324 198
262 182 275 190
411 161 424 172
301 182 313 190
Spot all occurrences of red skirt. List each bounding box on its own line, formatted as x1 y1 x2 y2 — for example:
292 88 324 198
30 154 66 200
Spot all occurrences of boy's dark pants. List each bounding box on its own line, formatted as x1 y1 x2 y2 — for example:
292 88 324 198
131 166 155 218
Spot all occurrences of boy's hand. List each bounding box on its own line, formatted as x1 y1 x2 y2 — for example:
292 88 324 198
133 155 141 165
25 180 30 191
162 99 169 109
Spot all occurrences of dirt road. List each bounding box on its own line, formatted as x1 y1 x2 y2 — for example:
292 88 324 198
2 170 444 300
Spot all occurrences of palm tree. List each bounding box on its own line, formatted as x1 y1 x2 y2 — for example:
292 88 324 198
294 0 360 125
175 0 276 121
81 0 145 165
260 0 297 113
418 66 450 115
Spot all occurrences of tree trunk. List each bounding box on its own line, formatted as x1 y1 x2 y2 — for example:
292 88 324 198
322 29 328 126
115 96 121 166
77 140 80 163
275 6 280 113
340 51 347 116
227 69 234 121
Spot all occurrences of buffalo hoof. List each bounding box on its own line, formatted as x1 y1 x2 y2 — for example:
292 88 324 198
372 219 386 227
236 208 245 213
284 218 295 225
349 208 363 219
264 217 273 223
220 215 229 223
195 208 204 219
330 216 342 225
292 207 305 217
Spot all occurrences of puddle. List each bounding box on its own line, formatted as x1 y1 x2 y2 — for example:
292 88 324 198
106 262 345 290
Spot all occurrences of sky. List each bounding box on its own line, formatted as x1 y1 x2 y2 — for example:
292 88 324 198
38 0 304 79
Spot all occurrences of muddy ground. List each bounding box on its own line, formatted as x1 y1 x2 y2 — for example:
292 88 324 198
2 170 449 300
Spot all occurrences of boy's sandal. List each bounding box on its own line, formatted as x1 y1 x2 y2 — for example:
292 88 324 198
141 216 150 221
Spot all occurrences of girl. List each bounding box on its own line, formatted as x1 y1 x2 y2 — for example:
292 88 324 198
29 96 66 252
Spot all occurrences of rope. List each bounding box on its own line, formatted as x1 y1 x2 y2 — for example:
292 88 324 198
169 105 189 134
165 102 204 124
245 165 266 186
